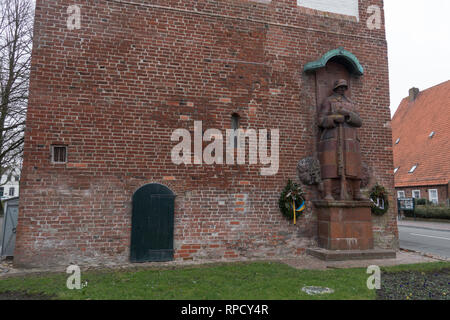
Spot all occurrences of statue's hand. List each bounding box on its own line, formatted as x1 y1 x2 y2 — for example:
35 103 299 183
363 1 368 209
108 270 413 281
331 115 345 124
337 109 350 117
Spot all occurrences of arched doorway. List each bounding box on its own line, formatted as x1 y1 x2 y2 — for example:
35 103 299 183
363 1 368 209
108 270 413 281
130 184 175 262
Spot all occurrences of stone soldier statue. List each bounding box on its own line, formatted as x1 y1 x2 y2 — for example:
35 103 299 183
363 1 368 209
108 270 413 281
318 79 365 201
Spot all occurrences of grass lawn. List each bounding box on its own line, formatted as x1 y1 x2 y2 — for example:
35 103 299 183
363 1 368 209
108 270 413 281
0 261 449 300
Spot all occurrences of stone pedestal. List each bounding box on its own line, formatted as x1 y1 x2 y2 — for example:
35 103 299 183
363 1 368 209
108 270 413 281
314 200 374 250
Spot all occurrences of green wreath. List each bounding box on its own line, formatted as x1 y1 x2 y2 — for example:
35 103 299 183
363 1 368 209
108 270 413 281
369 184 389 216
279 180 306 220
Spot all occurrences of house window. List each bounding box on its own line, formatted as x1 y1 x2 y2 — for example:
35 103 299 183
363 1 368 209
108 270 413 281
297 0 359 20
409 165 418 173
394 167 399 174
395 138 400 145
52 146 67 163
428 189 438 204
429 131 435 138
9 187 15 196
0 187 3 197
14 175 19 182
412 190 421 199
231 113 240 149
397 191 405 199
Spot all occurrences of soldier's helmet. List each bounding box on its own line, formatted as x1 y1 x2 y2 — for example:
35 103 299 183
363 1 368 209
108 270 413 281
333 79 348 91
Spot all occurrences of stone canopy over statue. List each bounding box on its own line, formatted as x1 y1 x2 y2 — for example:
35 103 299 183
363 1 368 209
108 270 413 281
318 79 365 201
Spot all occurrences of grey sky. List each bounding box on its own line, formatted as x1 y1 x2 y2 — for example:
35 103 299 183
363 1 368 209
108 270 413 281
384 0 450 117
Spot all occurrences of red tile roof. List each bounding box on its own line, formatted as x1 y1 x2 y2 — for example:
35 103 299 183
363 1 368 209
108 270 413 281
392 80 450 187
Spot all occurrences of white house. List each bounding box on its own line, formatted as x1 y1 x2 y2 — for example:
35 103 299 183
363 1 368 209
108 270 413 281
0 169 20 201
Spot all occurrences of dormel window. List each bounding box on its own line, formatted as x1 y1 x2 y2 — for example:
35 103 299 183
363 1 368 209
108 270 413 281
52 145 67 163
394 167 399 174
297 0 359 21
395 138 400 145
408 164 418 173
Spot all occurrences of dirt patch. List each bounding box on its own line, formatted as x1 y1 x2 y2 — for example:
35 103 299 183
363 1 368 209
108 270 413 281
377 268 450 300
0 291 55 300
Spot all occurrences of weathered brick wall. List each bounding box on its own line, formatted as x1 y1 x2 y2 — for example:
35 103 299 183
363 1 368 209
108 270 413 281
15 0 397 267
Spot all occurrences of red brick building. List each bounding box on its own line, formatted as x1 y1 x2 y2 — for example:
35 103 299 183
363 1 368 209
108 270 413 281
392 81 450 205
15 0 397 267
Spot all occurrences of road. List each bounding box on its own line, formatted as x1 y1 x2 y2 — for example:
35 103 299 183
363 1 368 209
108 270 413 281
399 222 450 258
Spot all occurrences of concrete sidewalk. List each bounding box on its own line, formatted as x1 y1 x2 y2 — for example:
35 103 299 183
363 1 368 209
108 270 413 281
1 249 447 278
397 219 450 231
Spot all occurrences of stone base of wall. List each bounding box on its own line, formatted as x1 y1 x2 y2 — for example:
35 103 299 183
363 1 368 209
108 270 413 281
306 248 396 261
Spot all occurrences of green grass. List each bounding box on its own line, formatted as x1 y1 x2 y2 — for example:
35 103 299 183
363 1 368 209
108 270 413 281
0 261 449 300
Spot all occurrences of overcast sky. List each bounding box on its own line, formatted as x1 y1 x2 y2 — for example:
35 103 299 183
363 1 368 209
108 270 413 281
384 0 450 117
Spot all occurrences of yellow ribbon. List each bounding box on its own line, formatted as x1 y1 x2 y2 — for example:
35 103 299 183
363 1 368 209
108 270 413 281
293 200 296 225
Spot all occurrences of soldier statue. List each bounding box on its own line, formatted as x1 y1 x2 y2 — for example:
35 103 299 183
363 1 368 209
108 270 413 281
318 79 365 201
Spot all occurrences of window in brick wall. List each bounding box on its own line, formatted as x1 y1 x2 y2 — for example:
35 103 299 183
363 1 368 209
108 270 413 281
397 190 405 199
231 113 240 149
412 190 421 199
428 189 438 204
52 145 67 163
297 0 359 20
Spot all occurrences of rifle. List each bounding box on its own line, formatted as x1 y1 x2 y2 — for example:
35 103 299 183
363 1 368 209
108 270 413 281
338 121 349 200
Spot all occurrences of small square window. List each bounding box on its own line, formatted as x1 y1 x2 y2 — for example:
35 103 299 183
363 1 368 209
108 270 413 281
412 190 421 199
397 191 405 199
9 187 15 196
52 146 67 163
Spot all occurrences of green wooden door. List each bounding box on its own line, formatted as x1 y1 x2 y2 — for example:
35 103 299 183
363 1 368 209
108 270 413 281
130 184 175 262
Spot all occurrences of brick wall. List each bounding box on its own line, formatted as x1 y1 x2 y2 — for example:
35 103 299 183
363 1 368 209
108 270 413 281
15 0 397 267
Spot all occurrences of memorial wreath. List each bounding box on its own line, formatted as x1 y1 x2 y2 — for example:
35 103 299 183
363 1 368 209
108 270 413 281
369 184 389 216
279 179 306 221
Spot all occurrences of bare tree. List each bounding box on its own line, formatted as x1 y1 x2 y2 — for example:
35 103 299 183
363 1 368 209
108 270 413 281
0 0 33 186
